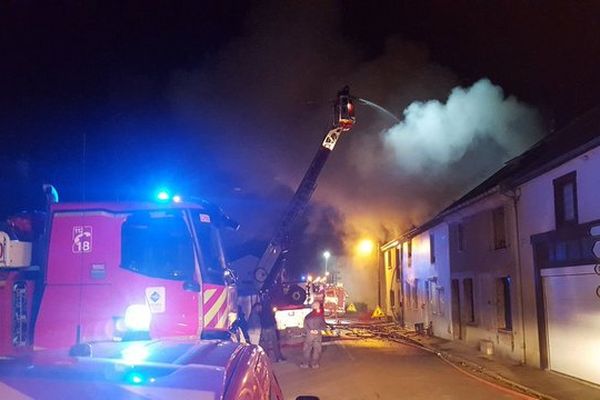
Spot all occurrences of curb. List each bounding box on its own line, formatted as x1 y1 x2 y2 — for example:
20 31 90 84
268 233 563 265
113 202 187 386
435 348 557 400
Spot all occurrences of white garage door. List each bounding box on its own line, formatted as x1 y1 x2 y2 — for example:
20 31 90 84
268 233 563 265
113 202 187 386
542 264 600 385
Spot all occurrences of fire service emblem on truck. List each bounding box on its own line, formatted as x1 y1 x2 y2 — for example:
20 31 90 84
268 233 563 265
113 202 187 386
72 226 92 253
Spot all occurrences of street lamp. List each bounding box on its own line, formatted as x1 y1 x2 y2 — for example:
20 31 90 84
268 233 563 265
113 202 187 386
357 239 375 256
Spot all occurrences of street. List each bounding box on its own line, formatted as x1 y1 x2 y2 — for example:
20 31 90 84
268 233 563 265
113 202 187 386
273 335 523 400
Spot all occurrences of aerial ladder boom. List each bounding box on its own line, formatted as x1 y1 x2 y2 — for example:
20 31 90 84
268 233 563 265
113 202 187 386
258 87 356 293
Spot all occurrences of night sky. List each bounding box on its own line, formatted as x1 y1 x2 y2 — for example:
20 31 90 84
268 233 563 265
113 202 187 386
1 1 599 277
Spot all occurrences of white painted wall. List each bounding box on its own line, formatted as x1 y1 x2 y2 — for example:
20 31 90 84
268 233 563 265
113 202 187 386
400 224 453 340
516 144 600 368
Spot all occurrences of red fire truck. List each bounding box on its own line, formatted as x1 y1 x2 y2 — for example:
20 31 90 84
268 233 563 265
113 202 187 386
324 284 347 316
0 194 239 357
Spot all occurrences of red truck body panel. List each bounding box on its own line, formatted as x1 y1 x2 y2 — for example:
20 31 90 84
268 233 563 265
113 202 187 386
35 209 202 349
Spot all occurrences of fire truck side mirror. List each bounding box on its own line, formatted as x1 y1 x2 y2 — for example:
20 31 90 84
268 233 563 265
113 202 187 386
69 343 92 357
224 267 237 285
183 281 201 292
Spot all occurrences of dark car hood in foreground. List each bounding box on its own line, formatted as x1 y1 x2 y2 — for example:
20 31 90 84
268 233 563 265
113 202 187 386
0 339 247 400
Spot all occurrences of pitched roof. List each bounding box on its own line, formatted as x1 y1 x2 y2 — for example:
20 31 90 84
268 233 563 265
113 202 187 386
393 106 600 243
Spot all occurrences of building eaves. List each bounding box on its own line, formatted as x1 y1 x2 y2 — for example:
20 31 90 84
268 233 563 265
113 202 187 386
385 106 600 246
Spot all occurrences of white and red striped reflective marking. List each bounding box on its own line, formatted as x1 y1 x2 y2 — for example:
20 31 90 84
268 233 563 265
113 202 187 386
202 285 228 329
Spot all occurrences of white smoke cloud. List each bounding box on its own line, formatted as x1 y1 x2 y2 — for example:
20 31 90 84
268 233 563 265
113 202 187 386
383 79 543 175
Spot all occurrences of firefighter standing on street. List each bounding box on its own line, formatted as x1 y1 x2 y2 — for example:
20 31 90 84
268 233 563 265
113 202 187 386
259 300 286 362
247 302 262 345
300 301 328 369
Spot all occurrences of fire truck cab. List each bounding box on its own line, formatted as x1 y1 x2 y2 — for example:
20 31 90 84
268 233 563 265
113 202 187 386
0 199 237 357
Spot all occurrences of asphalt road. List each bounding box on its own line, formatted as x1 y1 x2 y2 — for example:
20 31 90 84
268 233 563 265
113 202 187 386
273 336 524 400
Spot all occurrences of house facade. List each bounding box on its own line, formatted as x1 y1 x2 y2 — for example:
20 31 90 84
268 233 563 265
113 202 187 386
445 194 524 362
515 135 600 382
382 109 600 383
383 223 453 340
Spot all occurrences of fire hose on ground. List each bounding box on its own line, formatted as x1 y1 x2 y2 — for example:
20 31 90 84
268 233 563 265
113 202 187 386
334 323 556 400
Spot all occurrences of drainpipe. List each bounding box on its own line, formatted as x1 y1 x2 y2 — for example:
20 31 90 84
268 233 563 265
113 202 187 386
503 188 527 365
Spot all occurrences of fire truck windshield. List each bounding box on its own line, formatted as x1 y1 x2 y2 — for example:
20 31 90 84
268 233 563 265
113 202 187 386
120 211 195 281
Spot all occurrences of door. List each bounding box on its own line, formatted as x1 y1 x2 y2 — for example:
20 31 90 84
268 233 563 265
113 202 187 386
451 279 462 340
542 265 600 385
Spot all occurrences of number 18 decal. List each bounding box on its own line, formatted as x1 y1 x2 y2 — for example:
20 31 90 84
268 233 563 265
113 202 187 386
73 226 93 253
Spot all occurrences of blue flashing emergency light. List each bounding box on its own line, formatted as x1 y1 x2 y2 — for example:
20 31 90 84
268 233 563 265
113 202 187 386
172 195 182 203
156 191 170 201
126 371 145 384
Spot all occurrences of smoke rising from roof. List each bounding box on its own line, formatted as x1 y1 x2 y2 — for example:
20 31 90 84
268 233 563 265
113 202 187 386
383 79 543 175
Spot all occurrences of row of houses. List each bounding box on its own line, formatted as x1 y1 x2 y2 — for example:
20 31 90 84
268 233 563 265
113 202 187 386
379 108 600 385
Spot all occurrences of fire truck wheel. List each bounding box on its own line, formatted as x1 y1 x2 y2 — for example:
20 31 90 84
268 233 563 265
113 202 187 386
287 285 307 305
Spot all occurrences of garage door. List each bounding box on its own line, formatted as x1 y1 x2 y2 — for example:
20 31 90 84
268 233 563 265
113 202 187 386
542 264 600 385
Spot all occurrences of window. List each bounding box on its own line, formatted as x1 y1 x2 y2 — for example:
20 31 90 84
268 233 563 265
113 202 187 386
429 233 436 263
428 279 438 313
384 249 396 270
457 223 465 251
407 239 413 267
437 286 445 315
492 207 507 249
412 279 419 309
193 211 227 284
400 243 404 265
121 211 195 281
553 171 578 228
394 248 401 282
463 278 475 323
496 276 512 331
531 223 597 269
